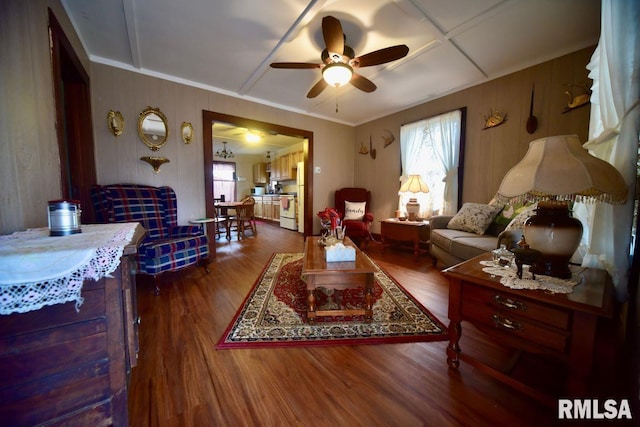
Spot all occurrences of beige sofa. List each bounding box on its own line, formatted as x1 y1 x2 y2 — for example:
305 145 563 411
429 201 532 268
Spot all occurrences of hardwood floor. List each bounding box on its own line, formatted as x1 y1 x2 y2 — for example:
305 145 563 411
129 221 636 426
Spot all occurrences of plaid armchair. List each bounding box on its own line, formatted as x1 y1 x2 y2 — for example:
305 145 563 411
91 184 210 294
334 188 374 248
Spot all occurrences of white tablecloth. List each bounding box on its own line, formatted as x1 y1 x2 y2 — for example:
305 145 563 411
0 223 138 315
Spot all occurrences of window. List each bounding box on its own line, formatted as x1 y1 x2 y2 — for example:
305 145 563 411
399 108 465 217
213 161 236 202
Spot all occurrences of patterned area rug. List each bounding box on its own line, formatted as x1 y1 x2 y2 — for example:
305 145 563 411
216 252 449 348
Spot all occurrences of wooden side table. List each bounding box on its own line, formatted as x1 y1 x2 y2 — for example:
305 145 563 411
443 253 615 405
380 218 430 261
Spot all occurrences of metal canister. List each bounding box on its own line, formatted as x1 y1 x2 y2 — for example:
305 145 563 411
48 200 82 236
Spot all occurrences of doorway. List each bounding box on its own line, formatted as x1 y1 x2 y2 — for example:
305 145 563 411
202 111 314 253
48 9 97 223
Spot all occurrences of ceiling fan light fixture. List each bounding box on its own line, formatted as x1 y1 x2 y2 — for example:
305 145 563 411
246 131 261 143
322 62 353 87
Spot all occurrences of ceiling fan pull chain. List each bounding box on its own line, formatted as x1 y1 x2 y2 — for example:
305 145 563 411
335 89 339 113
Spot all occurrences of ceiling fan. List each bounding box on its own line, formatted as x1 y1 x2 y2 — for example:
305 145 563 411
270 16 409 98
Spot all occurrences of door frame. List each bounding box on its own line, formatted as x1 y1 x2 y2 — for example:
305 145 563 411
202 111 313 251
49 9 97 223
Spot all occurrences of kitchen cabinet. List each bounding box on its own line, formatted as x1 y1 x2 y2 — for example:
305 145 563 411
273 197 281 221
291 150 304 165
279 155 291 180
263 197 273 220
253 196 263 218
253 162 268 184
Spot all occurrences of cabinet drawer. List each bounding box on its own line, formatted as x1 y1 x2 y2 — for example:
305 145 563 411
461 282 570 330
461 300 569 353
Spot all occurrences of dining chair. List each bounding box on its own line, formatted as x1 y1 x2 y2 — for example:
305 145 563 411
232 197 257 240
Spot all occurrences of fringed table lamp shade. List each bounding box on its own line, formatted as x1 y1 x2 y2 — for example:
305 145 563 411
497 134 627 279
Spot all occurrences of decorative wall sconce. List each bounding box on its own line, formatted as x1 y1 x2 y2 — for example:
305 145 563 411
140 156 170 173
107 110 124 136
181 122 194 144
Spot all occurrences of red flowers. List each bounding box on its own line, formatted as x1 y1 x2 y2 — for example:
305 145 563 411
317 207 340 230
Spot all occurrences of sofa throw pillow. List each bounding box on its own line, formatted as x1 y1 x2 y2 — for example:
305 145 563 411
344 201 366 220
447 203 502 235
505 203 538 231
492 199 536 226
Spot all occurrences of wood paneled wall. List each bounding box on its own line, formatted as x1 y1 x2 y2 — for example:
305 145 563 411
0 0 88 235
355 46 594 234
90 64 355 232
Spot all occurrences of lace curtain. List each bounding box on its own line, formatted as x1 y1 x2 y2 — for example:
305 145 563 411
399 110 461 217
573 0 640 301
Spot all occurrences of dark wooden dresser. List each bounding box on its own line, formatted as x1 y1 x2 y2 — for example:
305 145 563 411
443 253 615 405
0 224 144 426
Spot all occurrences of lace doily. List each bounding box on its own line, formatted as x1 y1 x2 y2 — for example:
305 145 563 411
0 223 138 315
480 260 584 294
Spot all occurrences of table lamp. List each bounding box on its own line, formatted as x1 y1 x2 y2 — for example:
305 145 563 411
497 134 627 279
400 175 430 221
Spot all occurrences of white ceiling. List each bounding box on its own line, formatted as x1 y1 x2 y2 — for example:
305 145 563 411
61 0 601 126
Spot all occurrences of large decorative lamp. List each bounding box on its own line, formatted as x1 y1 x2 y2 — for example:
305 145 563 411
497 135 627 279
399 175 430 221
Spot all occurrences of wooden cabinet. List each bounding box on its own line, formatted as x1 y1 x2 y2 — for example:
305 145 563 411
271 160 280 180
291 150 304 165
263 197 273 220
0 225 144 426
272 197 281 220
443 253 615 403
253 196 263 218
279 155 291 180
253 162 268 184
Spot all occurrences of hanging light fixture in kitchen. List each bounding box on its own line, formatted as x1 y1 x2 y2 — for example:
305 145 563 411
215 142 235 159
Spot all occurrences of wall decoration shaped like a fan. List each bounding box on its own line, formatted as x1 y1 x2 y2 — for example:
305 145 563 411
270 16 409 99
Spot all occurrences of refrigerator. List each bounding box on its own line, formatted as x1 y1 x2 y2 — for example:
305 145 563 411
297 161 304 234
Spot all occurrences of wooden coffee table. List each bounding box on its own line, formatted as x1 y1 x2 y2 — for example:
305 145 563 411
302 236 376 322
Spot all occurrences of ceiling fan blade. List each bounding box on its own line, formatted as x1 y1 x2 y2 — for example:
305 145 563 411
322 16 344 56
350 73 376 93
352 45 409 68
270 62 321 69
307 79 328 98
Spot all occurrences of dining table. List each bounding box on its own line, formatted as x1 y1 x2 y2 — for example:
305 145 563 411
214 201 243 241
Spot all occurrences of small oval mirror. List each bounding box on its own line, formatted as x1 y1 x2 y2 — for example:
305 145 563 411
138 106 168 151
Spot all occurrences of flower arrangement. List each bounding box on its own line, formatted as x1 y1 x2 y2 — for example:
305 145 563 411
317 207 340 231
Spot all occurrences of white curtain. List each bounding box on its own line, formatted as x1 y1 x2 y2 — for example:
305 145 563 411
399 111 462 217
430 110 461 215
399 120 431 218
574 0 640 301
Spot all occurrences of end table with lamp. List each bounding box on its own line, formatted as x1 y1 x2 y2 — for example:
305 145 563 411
380 218 430 261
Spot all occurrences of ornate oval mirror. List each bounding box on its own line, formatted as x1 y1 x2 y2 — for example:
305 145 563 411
138 106 168 151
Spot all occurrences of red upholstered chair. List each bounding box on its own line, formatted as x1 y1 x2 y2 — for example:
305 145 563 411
334 188 374 248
